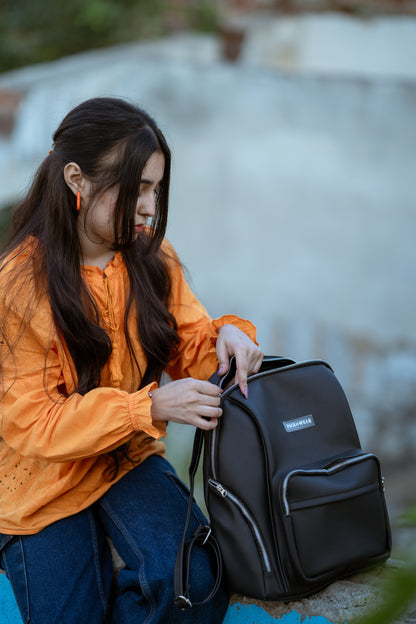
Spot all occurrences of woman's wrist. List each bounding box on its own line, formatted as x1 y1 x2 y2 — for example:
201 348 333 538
148 387 166 424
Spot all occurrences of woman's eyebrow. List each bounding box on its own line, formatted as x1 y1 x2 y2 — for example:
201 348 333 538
140 178 160 186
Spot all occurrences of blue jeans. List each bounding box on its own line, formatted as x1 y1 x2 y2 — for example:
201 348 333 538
0 455 229 623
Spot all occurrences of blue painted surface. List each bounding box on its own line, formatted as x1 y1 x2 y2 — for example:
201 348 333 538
224 603 336 624
0 574 21 623
1 577 340 624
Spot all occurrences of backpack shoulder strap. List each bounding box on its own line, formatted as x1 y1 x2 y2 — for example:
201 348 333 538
173 427 223 610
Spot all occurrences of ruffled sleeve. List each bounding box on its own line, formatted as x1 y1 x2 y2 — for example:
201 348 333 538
0 256 165 463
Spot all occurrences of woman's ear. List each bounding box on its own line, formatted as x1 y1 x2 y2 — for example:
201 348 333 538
63 162 85 197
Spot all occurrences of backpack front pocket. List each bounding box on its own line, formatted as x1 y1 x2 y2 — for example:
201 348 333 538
279 453 390 582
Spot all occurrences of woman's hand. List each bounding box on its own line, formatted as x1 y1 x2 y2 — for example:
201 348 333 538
216 324 264 398
150 378 223 430
149 325 262 429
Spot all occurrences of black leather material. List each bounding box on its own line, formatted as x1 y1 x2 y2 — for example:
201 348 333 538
174 428 223 609
175 356 391 604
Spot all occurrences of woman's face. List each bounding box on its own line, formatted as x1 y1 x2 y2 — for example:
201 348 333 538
78 150 165 266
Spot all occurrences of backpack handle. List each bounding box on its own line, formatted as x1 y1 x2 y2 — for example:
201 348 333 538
210 355 297 391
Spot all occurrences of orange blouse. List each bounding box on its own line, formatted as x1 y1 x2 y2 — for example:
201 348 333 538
0 239 256 534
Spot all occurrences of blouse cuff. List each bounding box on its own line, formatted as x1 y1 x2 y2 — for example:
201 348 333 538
128 382 167 439
208 314 258 347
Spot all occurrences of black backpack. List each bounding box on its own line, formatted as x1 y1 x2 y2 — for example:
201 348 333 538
174 356 391 607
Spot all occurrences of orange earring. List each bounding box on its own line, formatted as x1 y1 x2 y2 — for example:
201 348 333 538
76 191 81 212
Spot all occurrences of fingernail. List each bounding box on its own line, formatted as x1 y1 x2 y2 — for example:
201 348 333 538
243 386 248 399
218 367 224 375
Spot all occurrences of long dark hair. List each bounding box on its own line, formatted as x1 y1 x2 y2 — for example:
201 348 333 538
1 97 180 476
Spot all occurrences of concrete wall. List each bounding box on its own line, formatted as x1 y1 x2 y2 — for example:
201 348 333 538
0 15 415 469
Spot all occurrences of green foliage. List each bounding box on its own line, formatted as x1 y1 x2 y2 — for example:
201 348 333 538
400 504 416 526
0 0 162 71
176 0 219 32
354 504 416 624
355 561 416 624
0 0 219 73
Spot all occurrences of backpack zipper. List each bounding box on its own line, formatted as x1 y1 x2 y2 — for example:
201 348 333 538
281 453 377 516
210 427 218 480
208 478 272 574
209 417 288 591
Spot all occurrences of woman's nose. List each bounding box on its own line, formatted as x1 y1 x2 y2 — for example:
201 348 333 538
137 193 156 217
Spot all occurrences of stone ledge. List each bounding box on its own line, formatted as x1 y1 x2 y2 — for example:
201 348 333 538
115 539 416 623
229 561 416 624
231 568 385 623
2 558 415 623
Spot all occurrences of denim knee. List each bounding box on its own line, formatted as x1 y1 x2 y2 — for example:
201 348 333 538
97 456 229 623
0 511 113 624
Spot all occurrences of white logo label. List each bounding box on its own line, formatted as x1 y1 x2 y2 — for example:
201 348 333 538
283 415 315 432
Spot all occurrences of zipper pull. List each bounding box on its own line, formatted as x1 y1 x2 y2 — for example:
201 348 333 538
208 479 227 498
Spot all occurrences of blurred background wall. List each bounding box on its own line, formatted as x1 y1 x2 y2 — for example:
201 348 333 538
0 0 415 541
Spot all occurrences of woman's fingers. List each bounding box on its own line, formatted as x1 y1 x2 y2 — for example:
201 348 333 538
216 324 264 398
235 348 264 397
195 417 219 431
149 378 222 428
197 404 223 419
195 379 223 398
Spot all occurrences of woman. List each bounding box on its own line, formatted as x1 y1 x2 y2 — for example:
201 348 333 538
0 97 263 623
